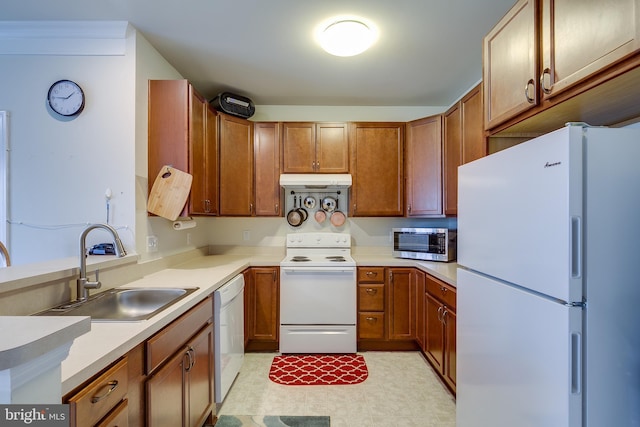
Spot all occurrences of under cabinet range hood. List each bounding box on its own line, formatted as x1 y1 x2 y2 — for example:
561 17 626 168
279 174 352 189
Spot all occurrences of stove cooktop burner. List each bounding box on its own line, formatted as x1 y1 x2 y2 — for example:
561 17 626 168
326 256 347 262
290 256 311 262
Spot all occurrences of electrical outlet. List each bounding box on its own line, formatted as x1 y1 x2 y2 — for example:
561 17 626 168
146 235 158 252
243 230 250 241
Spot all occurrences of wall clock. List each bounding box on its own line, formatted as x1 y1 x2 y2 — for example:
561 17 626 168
47 79 85 117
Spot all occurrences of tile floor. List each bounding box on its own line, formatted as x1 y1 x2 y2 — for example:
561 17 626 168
217 351 456 427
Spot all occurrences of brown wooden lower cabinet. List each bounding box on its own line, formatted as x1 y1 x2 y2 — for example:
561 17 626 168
424 274 457 393
146 324 214 427
145 297 214 427
65 357 129 427
356 266 456 393
244 267 280 352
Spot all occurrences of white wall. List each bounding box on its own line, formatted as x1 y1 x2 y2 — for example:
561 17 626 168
0 23 205 266
0 27 136 265
204 216 457 252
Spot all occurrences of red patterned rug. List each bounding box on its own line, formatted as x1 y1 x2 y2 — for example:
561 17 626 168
268 354 368 386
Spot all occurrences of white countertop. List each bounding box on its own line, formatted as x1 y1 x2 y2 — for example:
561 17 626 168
0 316 91 371
55 252 457 395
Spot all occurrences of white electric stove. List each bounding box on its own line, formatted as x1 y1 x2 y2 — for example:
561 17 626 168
279 233 357 353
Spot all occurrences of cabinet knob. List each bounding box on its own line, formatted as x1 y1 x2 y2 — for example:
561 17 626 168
365 287 377 295
365 271 378 278
365 317 378 323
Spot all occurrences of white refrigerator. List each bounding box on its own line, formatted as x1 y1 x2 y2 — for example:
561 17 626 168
456 124 640 427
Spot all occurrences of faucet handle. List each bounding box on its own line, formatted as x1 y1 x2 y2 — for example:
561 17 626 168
84 269 102 290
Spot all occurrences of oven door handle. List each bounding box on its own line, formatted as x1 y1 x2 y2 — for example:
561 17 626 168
281 267 355 273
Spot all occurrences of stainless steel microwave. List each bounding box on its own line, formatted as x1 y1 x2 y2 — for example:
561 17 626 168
392 228 456 262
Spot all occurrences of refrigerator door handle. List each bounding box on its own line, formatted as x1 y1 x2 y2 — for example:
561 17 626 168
571 332 582 394
571 216 582 278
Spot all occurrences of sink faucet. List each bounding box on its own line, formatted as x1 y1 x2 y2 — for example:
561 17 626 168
77 223 127 302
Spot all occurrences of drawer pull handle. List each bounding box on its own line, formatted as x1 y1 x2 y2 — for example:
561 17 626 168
540 67 552 94
365 271 378 277
365 317 377 322
365 288 377 295
524 78 536 104
91 380 118 403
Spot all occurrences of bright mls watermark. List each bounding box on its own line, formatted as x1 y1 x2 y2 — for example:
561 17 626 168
0 405 69 426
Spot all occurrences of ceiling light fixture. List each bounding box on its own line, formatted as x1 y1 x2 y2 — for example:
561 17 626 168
316 16 378 57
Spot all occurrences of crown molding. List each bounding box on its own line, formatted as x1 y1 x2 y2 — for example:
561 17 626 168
0 21 130 55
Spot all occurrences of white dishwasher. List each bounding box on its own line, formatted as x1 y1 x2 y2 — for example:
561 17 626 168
213 274 244 404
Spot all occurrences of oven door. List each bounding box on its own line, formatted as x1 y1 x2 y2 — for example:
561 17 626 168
280 265 357 353
280 266 356 325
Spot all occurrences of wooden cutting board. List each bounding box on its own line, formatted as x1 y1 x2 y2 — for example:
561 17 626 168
147 166 193 220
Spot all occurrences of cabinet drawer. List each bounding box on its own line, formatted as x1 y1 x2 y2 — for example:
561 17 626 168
358 312 385 339
146 296 212 374
95 398 128 427
357 267 385 283
67 358 128 427
358 284 384 311
426 276 456 309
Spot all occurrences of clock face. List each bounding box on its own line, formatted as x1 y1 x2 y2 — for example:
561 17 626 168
47 80 85 117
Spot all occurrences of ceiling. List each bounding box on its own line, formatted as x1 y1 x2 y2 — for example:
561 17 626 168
2 0 515 107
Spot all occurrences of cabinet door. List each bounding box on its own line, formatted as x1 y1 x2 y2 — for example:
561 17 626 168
190 99 218 215
461 83 485 164
349 122 404 216
444 83 485 216
406 115 443 217
249 267 279 342
187 326 214 427
541 0 640 98
444 104 461 216
387 268 414 340
254 122 281 216
282 122 315 173
316 122 349 173
148 80 191 217
219 113 254 215
483 0 538 129
424 293 444 373
146 350 186 427
444 308 456 391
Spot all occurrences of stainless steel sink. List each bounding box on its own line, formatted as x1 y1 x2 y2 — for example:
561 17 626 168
36 287 199 321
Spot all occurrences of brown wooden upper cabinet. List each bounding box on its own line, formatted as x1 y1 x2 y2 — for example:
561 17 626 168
148 79 218 217
219 113 254 216
484 0 640 130
443 83 484 216
406 115 443 217
541 0 640 99
254 122 282 216
483 0 538 130
349 122 404 217
282 122 349 173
